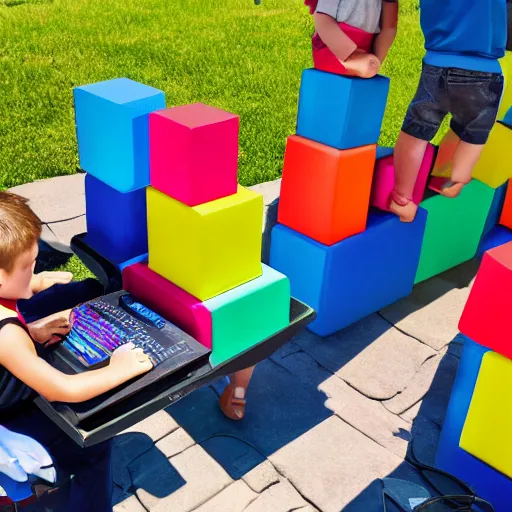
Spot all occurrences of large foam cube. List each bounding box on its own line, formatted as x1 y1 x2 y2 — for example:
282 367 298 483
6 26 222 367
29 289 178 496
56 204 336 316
85 174 148 264
483 181 508 236
435 338 512 512
74 78 165 192
278 136 375 245
150 103 239 206
477 225 512 258
503 107 512 125
205 264 290 366
471 122 512 189
376 146 394 160
431 129 458 180
296 70 390 150
459 241 512 359
499 180 512 229
122 262 212 348
270 209 427 337
371 144 435 212
460 351 512 478
415 180 494 284
148 185 263 301
123 263 289 363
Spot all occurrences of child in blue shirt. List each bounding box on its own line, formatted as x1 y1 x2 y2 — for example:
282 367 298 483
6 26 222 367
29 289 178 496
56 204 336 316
390 0 507 222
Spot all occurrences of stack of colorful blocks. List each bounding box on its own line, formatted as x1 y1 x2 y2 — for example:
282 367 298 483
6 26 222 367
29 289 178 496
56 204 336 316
270 51 512 338
74 77 291 366
435 241 512 511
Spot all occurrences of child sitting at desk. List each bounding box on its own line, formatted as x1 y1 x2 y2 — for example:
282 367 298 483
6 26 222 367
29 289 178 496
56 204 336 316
0 191 153 511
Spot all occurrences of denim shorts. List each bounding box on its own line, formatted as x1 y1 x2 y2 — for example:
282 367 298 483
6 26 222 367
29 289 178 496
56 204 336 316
402 63 504 145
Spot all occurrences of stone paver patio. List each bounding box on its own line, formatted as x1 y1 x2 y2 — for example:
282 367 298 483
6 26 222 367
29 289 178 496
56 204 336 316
13 176 476 511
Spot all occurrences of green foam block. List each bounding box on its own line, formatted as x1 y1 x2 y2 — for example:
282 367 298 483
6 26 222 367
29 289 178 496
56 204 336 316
415 179 494 284
205 263 290 366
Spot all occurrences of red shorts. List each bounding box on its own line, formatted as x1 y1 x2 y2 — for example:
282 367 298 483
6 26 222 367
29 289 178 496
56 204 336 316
312 22 375 75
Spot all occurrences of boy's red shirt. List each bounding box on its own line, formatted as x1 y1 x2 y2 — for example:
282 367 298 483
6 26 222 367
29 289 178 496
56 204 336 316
0 298 27 325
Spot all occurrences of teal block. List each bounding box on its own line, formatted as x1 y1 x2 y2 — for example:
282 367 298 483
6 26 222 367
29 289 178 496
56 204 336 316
205 264 290 366
415 180 494 284
74 78 166 192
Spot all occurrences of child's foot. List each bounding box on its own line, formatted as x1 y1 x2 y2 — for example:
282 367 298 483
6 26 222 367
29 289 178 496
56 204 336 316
428 177 468 198
389 191 417 223
219 384 246 420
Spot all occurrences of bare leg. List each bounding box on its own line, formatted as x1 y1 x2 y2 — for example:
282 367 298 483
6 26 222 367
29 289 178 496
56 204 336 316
219 366 255 420
438 140 483 198
389 131 429 222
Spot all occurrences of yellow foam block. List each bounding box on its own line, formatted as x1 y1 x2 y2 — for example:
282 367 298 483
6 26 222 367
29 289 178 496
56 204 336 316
472 123 512 188
431 129 458 179
147 185 263 301
460 351 512 478
433 123 512 189
498 52 512 120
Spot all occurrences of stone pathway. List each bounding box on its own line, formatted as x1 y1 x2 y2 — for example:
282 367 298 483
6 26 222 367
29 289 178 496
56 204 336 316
11 176 476 511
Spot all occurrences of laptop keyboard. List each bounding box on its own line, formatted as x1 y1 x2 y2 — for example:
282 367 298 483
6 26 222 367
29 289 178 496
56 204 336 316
63 296 196 368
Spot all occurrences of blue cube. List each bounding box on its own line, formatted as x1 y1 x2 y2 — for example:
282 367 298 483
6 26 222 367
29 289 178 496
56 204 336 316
74 78 166 192
376 145 394 160
436 338 512 512
85 174 148 264
270 209 427 337
502 106 512 126
296 70 390 150
477 225 512 258
482 181 508 236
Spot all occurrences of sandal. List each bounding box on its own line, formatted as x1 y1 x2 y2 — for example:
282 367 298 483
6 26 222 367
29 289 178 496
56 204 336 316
219 384 247 421
428 176 470 199
389 190 418 223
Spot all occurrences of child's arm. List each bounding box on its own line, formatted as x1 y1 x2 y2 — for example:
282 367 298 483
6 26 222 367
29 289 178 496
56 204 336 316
314 12 358 62
314 11 381 78
373 0 398 64
30 271 73 295
0 324 152 403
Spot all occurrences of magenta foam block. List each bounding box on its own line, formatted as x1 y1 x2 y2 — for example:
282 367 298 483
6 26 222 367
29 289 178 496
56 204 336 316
122 262 212 349
371 144 435 211
149 103 239 207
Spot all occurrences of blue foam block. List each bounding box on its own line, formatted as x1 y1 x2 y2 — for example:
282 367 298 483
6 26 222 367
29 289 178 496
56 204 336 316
503 106 512 125
296 70 390 150
435 337 512 512
482 181 508 236
74 78 165 192
85 174 148 264
270 209 427 337
376 145 394 160
477 225 512 258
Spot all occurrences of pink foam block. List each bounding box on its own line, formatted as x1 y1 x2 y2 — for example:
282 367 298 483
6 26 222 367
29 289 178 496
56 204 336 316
149 103 239 207
122 262 212 349
370 144 435 211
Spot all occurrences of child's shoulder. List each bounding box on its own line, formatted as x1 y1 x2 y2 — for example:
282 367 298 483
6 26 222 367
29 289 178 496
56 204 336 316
0 305 18 321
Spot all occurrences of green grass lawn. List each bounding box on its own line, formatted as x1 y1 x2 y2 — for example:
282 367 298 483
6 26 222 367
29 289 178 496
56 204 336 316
0 0 427 190
0 0 428 274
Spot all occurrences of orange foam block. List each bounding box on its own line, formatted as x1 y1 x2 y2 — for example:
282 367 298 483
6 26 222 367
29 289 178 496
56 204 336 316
499 180 512 229
277 135 376 245
459 241 512 359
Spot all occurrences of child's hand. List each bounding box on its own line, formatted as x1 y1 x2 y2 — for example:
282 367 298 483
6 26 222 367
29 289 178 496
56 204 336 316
343 52 381 78
31 271 73 294
109 342 153 379
27 310 73 346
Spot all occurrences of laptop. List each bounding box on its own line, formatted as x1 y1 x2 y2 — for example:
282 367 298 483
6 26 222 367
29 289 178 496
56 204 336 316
54 291 210 374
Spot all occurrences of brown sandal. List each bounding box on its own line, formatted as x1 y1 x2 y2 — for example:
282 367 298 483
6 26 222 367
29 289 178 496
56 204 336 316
219 385 247 421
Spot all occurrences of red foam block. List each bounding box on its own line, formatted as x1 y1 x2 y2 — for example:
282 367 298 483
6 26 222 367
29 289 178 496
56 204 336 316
459 241 512 359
